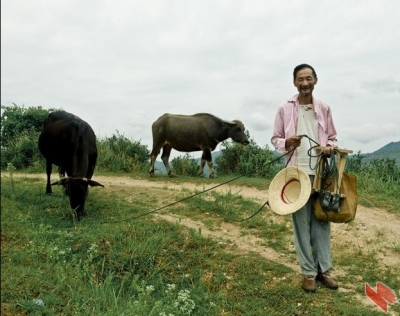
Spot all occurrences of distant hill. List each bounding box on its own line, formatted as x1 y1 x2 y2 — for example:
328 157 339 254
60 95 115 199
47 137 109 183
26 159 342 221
361 141 400 166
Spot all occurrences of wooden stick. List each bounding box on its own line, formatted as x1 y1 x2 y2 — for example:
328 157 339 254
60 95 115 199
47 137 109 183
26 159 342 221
313 147 353 194
314 146 353 154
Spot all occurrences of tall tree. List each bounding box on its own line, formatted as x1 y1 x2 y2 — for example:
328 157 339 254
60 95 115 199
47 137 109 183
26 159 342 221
1 104 59 147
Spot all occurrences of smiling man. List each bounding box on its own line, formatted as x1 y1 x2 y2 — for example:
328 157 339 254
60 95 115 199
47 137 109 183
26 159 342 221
271 64 339 292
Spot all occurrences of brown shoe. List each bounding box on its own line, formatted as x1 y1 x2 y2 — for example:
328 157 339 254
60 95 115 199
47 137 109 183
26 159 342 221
316 272 339 289
302 275 317 292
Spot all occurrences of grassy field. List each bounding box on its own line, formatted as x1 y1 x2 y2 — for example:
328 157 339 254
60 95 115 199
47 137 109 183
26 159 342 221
1 171 399 315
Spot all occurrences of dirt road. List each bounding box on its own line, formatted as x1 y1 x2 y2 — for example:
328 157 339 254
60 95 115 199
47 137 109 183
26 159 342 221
7 172 400 271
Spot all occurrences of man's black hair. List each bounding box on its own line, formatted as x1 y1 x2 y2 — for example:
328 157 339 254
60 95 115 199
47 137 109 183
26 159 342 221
293 64 317 80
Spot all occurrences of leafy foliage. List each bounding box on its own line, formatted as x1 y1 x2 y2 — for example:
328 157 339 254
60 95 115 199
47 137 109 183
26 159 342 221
1 104 58 170
0 104 150 173
216 132 282 178
96 131 150 172
0 130 44 170
346 153 400 182
171 153 199 176
345 153 400 211
1 104 59 147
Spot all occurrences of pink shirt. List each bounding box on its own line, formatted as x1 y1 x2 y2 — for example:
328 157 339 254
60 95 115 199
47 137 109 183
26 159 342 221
271 94 337 166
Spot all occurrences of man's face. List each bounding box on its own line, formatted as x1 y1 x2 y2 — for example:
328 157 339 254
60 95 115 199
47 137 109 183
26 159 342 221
293 68 317 96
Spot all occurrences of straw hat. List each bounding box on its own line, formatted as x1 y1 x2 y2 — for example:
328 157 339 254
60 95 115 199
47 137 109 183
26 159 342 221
268 166 311 215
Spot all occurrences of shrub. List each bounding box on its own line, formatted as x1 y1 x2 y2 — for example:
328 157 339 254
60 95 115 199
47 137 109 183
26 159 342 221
171 154 199 176
1 130 44 170
96 132 150 172
1 104 58 147
216 133 281 178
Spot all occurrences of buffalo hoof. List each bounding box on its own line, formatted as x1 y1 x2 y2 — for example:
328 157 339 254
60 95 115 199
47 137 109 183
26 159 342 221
168 174 176 178
149 173 156 178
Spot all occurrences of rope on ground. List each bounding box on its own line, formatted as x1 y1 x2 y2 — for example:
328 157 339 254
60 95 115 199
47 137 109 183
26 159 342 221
99 149 293 224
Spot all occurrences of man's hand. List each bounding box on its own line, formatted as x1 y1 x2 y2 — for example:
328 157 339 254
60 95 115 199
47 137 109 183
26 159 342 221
323 146 333 156
286 135 302 148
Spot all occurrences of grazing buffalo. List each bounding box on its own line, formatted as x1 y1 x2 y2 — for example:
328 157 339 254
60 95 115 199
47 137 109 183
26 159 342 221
38 110 103 220
149 113 249 178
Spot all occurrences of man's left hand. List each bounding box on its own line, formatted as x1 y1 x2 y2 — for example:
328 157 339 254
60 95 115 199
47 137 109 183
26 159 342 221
323 146 333 156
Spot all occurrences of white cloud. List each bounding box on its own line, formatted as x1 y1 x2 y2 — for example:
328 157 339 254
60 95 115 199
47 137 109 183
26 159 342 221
2 0 400 156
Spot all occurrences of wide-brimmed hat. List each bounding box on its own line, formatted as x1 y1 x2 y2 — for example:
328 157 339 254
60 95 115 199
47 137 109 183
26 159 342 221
268 166 311 215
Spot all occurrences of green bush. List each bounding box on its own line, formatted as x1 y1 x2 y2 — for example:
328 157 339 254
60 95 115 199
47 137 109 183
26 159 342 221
345 154 400 211
345 151 364 174
1 130 44 170
346 154 400 182
216 134 282 178
171 154 199 176
1 104 58 147
96 132 150 172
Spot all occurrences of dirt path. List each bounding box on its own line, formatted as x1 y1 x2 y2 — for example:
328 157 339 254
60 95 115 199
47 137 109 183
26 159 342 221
9 173 399 271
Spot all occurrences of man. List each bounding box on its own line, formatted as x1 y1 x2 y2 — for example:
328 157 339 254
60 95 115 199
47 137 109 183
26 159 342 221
271 64 338 292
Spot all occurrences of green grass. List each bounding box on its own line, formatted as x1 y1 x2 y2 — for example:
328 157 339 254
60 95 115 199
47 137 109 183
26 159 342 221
1 173 399 315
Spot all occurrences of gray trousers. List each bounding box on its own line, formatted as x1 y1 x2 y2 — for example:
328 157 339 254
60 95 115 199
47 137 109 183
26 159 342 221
291 176 332 276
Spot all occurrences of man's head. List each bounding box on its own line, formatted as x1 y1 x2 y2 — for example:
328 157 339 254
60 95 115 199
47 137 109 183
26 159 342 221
293 64 318 97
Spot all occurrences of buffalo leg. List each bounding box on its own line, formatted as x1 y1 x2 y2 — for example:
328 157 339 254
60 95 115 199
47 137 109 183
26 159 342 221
45 161 53 194
198 158 206 177
199 149 215 177
149 147 161 177
207 161 215 178
161 144 174 176
58 166 65 178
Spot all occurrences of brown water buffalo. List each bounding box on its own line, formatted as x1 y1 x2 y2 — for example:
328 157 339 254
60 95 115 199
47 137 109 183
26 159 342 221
38 110 103 220
149 113 249 178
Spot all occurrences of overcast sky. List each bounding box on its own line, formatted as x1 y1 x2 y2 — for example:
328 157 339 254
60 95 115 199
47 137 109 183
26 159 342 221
2 0 400 159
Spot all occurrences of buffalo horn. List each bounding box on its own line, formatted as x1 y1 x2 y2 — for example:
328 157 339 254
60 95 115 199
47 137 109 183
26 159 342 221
86 179 104 187
221 120 236 126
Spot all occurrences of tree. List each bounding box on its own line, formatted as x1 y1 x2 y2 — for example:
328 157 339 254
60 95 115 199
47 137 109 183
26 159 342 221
1 104 59 169
1 104 59 147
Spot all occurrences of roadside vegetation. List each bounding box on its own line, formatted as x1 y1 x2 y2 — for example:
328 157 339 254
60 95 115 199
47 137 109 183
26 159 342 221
2 104 399 212
1 104 399 315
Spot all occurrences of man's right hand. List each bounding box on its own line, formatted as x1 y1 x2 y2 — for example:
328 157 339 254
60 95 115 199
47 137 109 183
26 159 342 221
286 135 302 148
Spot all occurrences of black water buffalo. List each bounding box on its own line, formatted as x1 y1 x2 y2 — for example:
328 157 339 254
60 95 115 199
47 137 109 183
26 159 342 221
149 113 249 178
38 110 103 220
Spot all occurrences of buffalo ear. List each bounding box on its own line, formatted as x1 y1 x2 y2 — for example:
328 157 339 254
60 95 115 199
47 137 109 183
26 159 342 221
87 179 104 187
51 178 69 186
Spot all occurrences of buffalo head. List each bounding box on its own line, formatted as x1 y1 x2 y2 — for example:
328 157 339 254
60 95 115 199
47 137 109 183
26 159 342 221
52 177 104 220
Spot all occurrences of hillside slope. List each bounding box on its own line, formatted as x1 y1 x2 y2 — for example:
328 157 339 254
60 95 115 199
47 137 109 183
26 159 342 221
362 141 400 165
